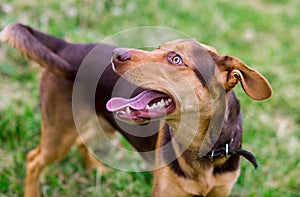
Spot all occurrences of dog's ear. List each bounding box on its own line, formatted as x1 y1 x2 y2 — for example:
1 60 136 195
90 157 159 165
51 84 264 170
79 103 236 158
208 51 272 100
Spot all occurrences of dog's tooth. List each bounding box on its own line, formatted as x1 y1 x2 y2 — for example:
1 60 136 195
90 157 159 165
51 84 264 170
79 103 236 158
168 98 172 103
118 111 126 115
165 101 169 105
126 107 131 114
146 105 151 110
160 99 165 106
152 103 157 108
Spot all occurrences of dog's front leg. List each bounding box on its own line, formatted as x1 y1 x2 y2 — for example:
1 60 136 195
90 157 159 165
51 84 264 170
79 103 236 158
152 167 190 197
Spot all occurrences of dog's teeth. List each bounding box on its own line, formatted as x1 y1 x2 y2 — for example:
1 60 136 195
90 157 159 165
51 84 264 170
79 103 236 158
126 107 131 114
145 98 172 111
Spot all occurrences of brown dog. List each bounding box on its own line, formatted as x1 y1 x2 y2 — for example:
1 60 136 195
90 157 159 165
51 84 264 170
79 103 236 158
1 23 272 197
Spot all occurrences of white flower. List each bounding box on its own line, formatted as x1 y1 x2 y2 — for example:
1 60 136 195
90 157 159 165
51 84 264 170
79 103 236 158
1 4 13 13
66 7 77 18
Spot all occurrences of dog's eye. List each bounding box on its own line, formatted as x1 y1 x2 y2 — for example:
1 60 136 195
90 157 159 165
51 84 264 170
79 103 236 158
172 55 182 64
168 52 184 66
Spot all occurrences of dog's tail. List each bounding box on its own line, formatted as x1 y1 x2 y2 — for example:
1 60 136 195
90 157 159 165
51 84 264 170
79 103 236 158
0 23 86 79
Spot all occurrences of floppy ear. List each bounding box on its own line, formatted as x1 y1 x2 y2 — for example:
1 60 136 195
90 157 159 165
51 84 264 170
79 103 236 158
210 52 272 100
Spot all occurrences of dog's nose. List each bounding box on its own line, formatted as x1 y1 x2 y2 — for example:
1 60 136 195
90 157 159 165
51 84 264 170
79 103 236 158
112 48 131 63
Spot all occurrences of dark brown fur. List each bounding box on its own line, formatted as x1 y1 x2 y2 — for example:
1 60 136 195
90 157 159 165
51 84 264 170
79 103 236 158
1 23 272 197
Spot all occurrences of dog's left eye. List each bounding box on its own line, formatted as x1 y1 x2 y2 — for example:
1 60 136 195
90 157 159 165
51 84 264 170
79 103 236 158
168 52 184 66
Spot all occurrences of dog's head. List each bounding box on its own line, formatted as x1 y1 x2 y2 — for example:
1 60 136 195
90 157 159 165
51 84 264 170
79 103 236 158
106 39 272 125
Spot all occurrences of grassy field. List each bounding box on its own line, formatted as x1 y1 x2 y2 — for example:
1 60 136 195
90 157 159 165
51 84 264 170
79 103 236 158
1 0 300 196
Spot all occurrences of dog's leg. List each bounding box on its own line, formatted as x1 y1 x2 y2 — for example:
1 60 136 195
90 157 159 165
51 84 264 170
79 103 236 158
25 72 78 197
25 127 77 197
76 137 110 173
76 133 111 173
76 116 117 173
207 169 240 197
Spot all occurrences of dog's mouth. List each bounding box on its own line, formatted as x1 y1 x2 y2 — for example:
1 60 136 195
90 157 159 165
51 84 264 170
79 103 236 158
106 90 175 123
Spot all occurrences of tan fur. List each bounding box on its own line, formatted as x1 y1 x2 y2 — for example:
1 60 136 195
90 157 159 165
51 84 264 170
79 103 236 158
1 24 272 197
112 39 272 196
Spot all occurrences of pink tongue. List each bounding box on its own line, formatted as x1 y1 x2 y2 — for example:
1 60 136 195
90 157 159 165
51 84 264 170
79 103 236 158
106 90 166 112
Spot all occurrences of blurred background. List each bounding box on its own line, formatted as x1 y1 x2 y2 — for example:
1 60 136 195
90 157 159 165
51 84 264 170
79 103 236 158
0 0 299 196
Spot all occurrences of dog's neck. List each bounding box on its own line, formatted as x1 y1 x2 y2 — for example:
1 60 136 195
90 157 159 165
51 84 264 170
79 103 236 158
166 90 240 152
157 91 257 178
161 91 238 164
166 115 210 153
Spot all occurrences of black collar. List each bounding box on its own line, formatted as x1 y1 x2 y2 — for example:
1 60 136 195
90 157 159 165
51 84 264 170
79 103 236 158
166 125 258 169
201 141 258 169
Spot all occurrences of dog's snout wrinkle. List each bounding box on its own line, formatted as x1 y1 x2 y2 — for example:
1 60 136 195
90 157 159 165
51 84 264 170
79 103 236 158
113 48 131 63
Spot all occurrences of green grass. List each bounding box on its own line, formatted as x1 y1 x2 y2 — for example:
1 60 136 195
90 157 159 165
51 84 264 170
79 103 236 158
1 0 300 196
